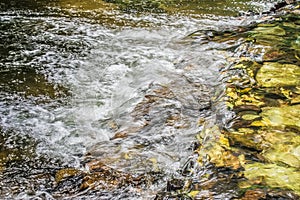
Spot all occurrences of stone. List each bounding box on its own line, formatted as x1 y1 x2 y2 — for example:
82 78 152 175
259 104 300 128
256 62 300 87
241 163 300 195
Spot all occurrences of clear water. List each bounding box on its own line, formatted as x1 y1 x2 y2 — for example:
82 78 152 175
0 0 281 199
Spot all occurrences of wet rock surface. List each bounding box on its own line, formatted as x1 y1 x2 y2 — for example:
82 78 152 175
156 3 300 199
79 62 213 198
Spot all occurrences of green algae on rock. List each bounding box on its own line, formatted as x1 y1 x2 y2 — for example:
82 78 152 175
229 128 264 151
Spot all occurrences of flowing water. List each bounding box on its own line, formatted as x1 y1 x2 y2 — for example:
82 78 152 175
0 0 283 199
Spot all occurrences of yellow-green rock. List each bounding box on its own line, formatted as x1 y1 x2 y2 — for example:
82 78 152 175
256 62 300 87
249 25 287 46
221 10 300 198
241 114 260 121
292 36 300 51
252 26 286 36
197 126 242 170
242 163 300 195
260 104 300 128
261 130 300 168
263 145 300 168
229 128 263 150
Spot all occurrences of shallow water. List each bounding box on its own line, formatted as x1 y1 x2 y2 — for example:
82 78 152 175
0 0 282 199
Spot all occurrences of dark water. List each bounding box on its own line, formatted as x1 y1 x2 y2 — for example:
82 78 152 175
0 0 282 199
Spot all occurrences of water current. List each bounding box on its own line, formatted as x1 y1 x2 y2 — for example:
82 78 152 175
0 0 283 199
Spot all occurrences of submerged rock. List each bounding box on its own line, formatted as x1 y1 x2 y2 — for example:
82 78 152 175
241 163 300 195
184 6 300 199
52 160 156 198
252 25 286 36
224 9 300 198
262 48 287 61
102 78 212 142
0 128 66 198
197 125 243 170
256 62 300 87
257 104 300 128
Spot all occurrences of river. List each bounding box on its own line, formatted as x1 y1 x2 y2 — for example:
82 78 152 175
0 0 285 199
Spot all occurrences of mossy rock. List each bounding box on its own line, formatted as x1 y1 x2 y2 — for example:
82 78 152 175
292 36 300 51
249 34 285 47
